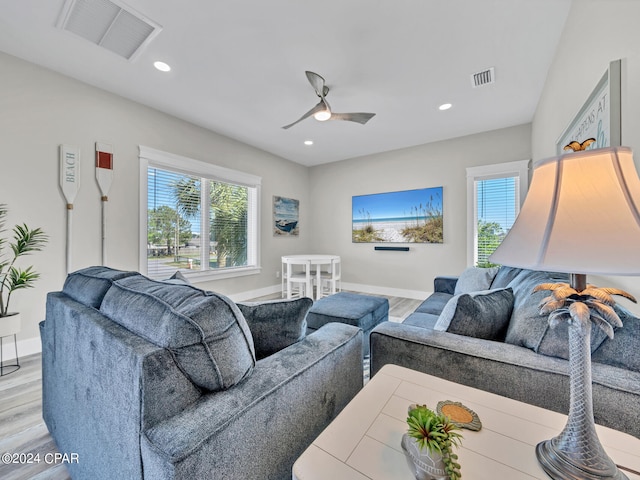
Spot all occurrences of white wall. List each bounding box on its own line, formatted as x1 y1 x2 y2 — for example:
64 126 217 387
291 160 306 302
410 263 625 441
0 51 310 351
308 124 532 297
531 0 640 313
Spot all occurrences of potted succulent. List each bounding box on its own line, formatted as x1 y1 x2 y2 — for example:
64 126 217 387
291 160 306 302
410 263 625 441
401 404 463 480
0 204 48 337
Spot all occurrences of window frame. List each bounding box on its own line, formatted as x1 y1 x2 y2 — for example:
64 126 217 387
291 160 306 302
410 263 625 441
139 145 261 281
466 159 530 267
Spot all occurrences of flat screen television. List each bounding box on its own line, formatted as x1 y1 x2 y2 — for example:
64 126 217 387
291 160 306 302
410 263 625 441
352 186 443 243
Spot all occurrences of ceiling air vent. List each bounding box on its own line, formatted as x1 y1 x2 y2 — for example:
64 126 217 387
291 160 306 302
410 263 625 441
471 67 495 88
57 0 162 61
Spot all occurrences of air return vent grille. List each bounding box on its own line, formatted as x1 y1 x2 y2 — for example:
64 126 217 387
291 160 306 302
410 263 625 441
471 67 495 88
57 0 161 61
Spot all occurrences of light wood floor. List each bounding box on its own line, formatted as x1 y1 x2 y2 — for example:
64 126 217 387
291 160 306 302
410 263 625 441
0 291 421 480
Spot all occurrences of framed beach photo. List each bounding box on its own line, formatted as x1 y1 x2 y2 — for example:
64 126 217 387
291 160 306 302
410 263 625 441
273 196 299 236
352 186 443 243
556 59 622 154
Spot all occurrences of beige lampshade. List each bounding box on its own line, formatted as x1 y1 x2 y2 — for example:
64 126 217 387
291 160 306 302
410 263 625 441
489 146 640 275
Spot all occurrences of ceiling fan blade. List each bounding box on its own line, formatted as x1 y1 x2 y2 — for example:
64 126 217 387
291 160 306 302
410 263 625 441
305 71 326 98
329 112 376 125
281 100 326 129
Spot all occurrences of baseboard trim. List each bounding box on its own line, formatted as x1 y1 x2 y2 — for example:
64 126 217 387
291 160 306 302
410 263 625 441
341 282 430 300
227 284 282 302
2 335 42 361
229 283 431 301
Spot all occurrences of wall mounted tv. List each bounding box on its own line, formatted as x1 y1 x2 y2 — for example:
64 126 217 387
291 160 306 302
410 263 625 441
352 186 443 243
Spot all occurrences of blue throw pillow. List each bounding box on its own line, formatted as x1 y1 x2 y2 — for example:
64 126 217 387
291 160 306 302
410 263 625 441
100 274 255 392
62 266 137 308
591 306 640 373
434 288 514 341
237 298 312 359
454 267 500 295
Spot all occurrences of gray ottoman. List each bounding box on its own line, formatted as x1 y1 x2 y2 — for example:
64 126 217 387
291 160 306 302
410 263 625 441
306 292 389 356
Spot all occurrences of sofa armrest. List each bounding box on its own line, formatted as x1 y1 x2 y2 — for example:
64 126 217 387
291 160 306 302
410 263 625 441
434 276 458 294
236 297 313 358
42 292 202 480
369 321 640 439
141 323 363 480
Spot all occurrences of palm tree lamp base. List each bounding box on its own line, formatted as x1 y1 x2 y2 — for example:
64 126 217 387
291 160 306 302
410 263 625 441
533 274 631 480
536 440 628 480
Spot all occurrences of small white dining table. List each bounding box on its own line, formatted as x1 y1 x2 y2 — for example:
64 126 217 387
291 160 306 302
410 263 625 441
281 254 340 300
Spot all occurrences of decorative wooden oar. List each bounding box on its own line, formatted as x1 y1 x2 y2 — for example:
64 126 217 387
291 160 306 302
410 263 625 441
59 145 80 274
95 143 113 266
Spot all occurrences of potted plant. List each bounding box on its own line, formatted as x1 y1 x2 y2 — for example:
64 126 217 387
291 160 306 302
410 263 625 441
401 404 463 480
0 204 48 337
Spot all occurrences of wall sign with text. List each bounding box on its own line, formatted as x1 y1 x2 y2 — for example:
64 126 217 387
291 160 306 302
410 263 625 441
556 59 622 154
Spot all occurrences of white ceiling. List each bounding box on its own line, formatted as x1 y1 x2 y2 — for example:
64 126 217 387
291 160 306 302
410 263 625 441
0 0 572 166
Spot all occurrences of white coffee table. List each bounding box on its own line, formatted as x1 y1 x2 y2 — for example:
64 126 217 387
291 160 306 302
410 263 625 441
293 364 640 480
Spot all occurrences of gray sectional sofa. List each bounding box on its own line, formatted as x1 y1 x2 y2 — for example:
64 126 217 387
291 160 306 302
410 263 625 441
41 267 363 480
370 266 640 439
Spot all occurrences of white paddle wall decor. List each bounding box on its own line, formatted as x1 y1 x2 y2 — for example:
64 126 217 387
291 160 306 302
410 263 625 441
95 142 113 266
59 145 80 274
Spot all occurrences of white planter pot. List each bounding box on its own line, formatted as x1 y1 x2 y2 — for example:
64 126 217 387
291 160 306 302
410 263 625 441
401 433 448 480
0 313 21 337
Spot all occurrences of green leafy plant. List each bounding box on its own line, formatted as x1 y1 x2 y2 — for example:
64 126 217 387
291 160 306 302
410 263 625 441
0 205 48 317
406 404 463 480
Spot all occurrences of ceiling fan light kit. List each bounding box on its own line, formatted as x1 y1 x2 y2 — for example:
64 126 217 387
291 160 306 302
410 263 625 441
282 71 375 129
313 110 331 121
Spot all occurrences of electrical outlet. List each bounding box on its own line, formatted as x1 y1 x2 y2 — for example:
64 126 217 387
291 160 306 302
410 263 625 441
276 271 280 278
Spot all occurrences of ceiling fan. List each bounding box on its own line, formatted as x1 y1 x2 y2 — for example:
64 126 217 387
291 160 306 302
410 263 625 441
282 71 376 129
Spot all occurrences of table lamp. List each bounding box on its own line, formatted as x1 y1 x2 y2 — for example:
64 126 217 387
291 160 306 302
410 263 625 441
489 146 640 480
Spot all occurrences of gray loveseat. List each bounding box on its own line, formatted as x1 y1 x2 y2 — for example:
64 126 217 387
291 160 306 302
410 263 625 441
41 267 363 480
370 266 640 439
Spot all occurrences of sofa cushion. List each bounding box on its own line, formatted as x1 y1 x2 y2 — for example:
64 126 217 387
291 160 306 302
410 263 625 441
434 288 514 341
536 314 610 360
414 292 453 316
403 312 440 329
454 266 500 295
62 266 138 308
237 298 312 359
591 306 640 373
100 274 255 391
501 267 569 351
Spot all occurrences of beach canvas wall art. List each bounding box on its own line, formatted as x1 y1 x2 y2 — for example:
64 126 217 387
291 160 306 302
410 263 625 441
273 196 299 236
352 187 443 243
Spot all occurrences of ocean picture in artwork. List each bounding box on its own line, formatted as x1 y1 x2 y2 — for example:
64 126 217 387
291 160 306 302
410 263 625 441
273 196 299 236
352 187 443 243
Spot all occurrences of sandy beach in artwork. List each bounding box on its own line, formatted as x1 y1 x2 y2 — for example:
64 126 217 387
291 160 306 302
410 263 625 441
353 219 412 242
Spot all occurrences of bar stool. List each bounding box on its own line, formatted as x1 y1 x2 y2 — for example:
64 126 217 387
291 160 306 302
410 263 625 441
318 257 342 298
284 258 312 299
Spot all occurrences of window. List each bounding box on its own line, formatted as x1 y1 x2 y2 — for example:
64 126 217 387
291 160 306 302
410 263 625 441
466 160 529 267
139 146 261 280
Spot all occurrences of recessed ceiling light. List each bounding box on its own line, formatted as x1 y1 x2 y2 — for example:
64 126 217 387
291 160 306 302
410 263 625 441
439 103 452 111
304 140 314 146
153 61 171 72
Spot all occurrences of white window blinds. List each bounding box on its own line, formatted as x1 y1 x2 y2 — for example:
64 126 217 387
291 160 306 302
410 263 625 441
475 176 519 266
140 146 260 280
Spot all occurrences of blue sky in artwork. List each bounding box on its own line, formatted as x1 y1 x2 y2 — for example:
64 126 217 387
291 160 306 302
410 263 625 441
352 187 443 221
274 196 299 220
